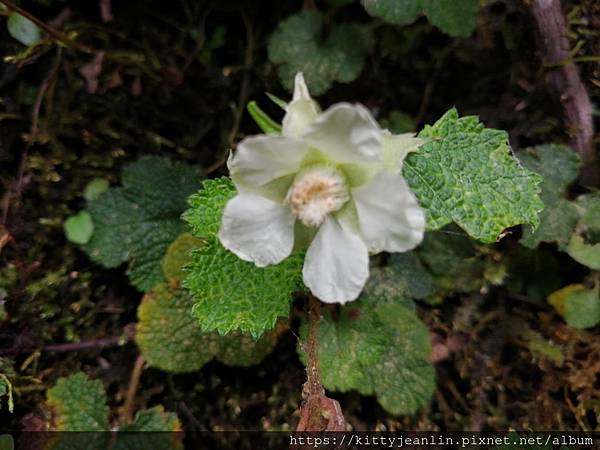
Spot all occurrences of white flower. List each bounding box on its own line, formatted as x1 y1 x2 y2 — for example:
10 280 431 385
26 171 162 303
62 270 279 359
218 73 426 304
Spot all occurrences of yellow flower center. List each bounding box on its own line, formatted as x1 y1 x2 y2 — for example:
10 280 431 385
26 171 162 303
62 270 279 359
286 166 349 227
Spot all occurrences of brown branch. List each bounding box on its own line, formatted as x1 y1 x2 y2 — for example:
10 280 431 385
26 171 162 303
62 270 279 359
0 323 135 355
530 0 598 186
227 11 255 149
304 295 322 398
122 354 145 424
296 296 346 432
0 0 93 54
1 46 62 225
206 11 255 175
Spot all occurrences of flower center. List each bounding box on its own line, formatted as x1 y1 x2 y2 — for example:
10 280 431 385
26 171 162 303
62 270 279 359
286 166 350 227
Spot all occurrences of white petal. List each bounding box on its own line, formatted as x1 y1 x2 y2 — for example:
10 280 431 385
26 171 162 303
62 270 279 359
292 72 311 102
303 217 369 304
218 194 295 267
301 103 382 163
282 73 320 139
380 131 426 172
228 135 308 188
352 171 425 253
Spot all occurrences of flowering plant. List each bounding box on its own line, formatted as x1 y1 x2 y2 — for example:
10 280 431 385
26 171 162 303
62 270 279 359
219 73 426 303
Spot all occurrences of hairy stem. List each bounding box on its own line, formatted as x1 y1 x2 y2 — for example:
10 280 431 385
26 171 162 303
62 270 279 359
305 294 323 398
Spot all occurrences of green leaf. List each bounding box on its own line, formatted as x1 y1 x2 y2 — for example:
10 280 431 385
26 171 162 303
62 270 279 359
576 192 600 233
83 157 201 291
137 283 280 371
136 284 218 373
422 0 479 37
564 288 600 329
247 101 282 134
518 144 581 204
215 330 279 367
64 211 94 245
403 109 543 243
0 375 13 413
520 199 579 250
266 92 288 110
362 0 422 26
300 268 435 415
386 253 433 300
83 178 110 201
112 405 183 450
7 13 41 46
362 0 479 37
305 305 387 393
506 247 561 301
182 177 236 243
267 11 370 95
183 177 304 337
46 373 109 431
184 242 303 337
566 235 600 270
0 435 14 450
380 110 416 134
162 233 205 283
517 145 581 249
115 407 182 450
417 229 486 301
366 303 436 415
121 406 181 431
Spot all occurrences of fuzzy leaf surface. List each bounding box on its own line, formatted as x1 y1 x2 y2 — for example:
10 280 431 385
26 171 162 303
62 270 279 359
267 11 370 95
403 109 543 243
564 288 600 330
136 284 217 373
183 178 304 337
184 243 303 337
362 0 478 37
518 144 581 249
83 156 200 291
46 373 109 431
300 267 435 415
121 406 181 432
162 233 205 283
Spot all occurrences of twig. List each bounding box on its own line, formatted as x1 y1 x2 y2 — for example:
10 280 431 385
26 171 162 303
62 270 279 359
304 295 322 398
296 296 346 432
0 323 135 355
181 10 209 74
206 12 255 175
44 334 129 353
529 0 598 186
122 354 145 424
1 46 62 225
0 0 93 54
227 11 254 149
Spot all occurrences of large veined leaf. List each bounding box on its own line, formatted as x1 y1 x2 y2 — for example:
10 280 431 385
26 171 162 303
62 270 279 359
362 0 479 37
518 144 581 249
82 156 201 291
267 11 371 95
46 373 182 450
46 373 110 431
403 109 543 243
548 284 600 330
184 242 303 337
182 178 304 337
136 283 279 372
136 284 218 373
299 267 435 415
